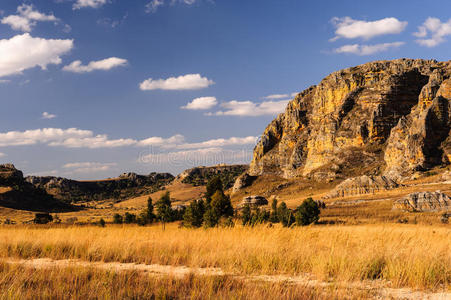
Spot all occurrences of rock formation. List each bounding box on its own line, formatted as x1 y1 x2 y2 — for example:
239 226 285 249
324 175 399 198
176 164 248 189
0 164 72 211
246 59 451 183
393 191 451 212
26 172 174 203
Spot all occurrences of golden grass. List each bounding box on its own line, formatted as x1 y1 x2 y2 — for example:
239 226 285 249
0 187 12 194
0 224 449 291
115 181 206 208
0 262 377 300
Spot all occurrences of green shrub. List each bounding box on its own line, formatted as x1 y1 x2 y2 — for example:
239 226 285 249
295 198 320 226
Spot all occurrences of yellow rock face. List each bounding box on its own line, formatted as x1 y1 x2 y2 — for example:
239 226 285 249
248 59 451 182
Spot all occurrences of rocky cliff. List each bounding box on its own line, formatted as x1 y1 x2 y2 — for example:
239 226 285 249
26 172 174 203
248 59 451 183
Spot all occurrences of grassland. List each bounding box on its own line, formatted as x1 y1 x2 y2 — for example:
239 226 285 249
0 224 449 292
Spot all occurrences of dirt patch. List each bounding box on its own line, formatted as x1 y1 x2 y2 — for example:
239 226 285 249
2 258 449 300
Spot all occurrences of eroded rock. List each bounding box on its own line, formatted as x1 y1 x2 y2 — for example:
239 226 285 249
324 175 399 199
394 191 451 212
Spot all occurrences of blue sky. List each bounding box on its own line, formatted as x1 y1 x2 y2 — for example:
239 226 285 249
0 0 450 179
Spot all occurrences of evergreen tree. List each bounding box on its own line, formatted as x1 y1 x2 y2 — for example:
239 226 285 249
205 176 223 203
183 199 205 228
295 198 320 226
113 213 123 224
269 198 279 223
241 204 251 226
210 190 234 218
203 208 219 228
278 202 294 227
155 191 173 230
147 196 155 223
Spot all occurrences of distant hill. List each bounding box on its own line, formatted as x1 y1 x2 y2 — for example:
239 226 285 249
176 164 248 190
0 164 73 212
26 172 174 203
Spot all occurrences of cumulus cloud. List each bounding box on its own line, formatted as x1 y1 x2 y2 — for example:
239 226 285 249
181 96 217 110
1 4 58 32
414 17 451 47
208 100 289 117
0 33 73 78
0 128 134 148
42 112 57 119
73 0 108 10
63 57 128 73
138 134 186 147
0 128 256 150
334 42 404 55
63 162 117 173
140 74 214 91
331 17 407 41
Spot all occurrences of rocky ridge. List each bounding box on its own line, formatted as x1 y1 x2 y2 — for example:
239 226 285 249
242 59 451 192
26 172 174 203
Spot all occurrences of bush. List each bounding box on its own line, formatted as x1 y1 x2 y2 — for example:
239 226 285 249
295 198 320 226
277 202 294 227
99 218 106 227
124 212 137 224
183 199 205 228
33 213 53 224
241 204 251 226
113 213 123 224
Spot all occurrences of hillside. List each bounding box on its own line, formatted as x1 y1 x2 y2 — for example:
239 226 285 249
237 59 451 196
26 172 174 203
0 164 73 212
176 164 248 189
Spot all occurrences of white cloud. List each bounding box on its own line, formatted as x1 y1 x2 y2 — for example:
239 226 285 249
334 42 404 55
0 33 73 78
0 128 256 154
140 147 252 167
146 0 199 13
146 0 164 13
63 162 117 173
0 153 5 158
138 134 186 147
73 0 107 10
42 112 57 119
208 100 289 117
263 92 297 100
331 17 407 41
181 96 217 110
1 4 58 32
140 74 214 90
0 80 11 84
414 17 451 47
176 136 258 149
0 128 134 148
63 57 128 73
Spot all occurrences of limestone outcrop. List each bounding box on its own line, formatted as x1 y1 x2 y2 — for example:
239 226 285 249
176 164 248 189
324 175 399 199
247 59 451 183
393 191 451 212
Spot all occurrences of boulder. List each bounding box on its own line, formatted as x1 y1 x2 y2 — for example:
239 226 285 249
393 191 451 212
324 175 399 199
241 195 268 207
232 172 257 193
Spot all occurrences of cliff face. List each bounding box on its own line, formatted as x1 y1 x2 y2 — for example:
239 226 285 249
249 59 451 182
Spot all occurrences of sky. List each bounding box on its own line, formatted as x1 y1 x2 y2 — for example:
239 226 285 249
0 0 450 179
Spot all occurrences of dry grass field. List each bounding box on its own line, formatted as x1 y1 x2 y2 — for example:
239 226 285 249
0 224 449 294
0 171 450 298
